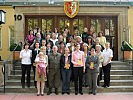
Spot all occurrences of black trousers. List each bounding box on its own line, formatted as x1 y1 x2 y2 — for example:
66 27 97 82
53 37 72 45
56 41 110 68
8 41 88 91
21 64 31 87
73 67 83 93
97 67 103 86
32 65 36 87
102 63 111 87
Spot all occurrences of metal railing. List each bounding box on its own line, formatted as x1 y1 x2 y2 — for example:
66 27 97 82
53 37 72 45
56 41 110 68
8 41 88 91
2 42 22 93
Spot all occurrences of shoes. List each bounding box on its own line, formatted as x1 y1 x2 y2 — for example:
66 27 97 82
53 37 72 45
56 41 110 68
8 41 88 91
41 94 44 96
79 92 83 95
102 85 107 88
37 94 40 96
55 88 58 95
93 93 96 95
62 92 65 95
47 90 52 95
66 92 70 95
75 91 78 95
89 92 92 94
85 85 88 87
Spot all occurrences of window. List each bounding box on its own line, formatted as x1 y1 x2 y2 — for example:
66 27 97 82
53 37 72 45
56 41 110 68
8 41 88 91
9 26 14 47
0 28 1 49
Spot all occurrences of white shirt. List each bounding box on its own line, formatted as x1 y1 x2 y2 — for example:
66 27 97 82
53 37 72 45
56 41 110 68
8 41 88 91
50 38 58 46
102 48 113 64
20 49 32 65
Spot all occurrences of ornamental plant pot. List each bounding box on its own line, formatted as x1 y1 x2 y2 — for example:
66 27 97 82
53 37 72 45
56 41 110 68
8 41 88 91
10 43 22 61
124 51 132 60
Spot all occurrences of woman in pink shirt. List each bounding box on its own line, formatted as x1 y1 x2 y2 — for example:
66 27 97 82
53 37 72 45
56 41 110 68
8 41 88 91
26 30 35 45
71 43 85 95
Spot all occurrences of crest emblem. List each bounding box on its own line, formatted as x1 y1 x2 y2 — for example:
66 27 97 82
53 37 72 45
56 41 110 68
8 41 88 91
64 0 79 18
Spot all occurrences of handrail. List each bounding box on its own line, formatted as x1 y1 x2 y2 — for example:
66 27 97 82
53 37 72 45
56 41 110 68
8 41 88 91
2 42 22 93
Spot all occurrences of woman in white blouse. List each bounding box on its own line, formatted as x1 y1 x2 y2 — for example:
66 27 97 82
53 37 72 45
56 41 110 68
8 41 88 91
97 32 106 48
20 43 32 88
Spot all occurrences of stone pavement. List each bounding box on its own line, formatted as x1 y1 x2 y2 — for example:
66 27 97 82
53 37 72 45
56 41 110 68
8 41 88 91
0 93 133 100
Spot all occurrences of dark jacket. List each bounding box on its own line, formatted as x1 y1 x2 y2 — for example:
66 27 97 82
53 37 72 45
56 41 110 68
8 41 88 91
32 49 40 63
48 53 61 69
60 54 72 70
82 32 89 43
85 55 99 73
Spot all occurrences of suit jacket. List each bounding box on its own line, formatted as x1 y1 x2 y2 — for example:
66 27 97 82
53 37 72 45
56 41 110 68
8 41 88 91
48 53 61 69
85 55 99 73
46 48 52 55
32 49 40 63
60 54 72 70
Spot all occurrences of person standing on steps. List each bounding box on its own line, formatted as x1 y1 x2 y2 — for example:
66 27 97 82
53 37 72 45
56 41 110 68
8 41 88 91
47 46 61 95
71 43 85 95
20 43 32 88
102 42 113 88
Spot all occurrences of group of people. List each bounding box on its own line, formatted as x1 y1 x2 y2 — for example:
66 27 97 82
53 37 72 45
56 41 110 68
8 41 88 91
19 27 113 96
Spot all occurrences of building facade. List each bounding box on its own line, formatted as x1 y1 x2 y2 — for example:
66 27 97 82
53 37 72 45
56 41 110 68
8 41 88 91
0 1 133 60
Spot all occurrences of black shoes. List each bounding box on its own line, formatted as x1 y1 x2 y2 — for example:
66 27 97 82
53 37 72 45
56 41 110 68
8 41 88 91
66 92 70 95
79 92 83 95
75 91 78 95
47 89 52 95
93 92 96 95
55 88 59 95
89 92 92 94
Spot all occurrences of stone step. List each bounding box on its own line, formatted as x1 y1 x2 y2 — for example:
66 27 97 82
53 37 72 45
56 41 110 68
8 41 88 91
109 75 133 80
8 75 34 80
5 80 133 86
110 70 132 75
10 69 133 75
1 86 133 93
100 80 133 86
111 66 132 70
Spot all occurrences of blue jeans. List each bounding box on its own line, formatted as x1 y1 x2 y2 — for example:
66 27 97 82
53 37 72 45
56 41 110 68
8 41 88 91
61 68 71 93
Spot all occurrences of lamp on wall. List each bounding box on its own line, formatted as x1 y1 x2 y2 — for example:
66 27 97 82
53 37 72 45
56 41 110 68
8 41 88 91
0 10 6 25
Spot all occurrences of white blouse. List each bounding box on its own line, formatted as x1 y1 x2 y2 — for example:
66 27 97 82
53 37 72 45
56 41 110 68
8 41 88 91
20 49 32 65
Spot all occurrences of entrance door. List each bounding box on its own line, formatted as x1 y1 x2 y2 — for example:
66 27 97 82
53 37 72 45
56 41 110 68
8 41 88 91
25 15 118 60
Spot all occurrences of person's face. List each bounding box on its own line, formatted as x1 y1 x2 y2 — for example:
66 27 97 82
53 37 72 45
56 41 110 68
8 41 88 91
63 33 67 37
87 38 91 43
30 31 33 35
84 46 88 51
60 43 65 48
46 35 50 40
52 46 57 53
99 32 102 37
90 50 95 56
76 45 80 50
39 54 43 58
36 33 40 38
95 39 99 44
47 43 51 48
65 48 69 54
84 28 88 32
41 48 46 53
77 37 81 43
96 46 101 52
35 43 40 48
105 43 110 49
42 40 46 46
25 45 29 50
52 33 56 39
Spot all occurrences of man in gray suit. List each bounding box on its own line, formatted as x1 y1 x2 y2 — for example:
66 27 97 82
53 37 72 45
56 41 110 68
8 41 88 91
86 48 99 95
47 46 61 95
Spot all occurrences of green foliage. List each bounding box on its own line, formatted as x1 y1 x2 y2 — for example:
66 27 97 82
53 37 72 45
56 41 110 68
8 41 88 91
10 43 22 51
122 41 133 51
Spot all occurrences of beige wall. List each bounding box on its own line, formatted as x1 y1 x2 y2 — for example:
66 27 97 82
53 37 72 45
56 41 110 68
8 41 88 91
0 6 14 60
128 6 133 46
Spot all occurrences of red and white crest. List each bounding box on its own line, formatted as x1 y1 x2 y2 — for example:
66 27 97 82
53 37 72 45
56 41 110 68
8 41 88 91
64 0 79 18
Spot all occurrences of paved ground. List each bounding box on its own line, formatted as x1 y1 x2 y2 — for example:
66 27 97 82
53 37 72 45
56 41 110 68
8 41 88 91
0 93 133 100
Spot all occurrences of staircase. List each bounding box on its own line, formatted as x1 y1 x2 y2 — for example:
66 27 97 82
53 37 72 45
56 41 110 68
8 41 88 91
1 61 133 93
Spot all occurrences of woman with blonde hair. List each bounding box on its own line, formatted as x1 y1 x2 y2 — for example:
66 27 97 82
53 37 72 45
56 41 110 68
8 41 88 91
35 46 48 96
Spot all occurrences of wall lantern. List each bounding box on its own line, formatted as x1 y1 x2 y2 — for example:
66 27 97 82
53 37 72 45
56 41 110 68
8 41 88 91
0 10 6 25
